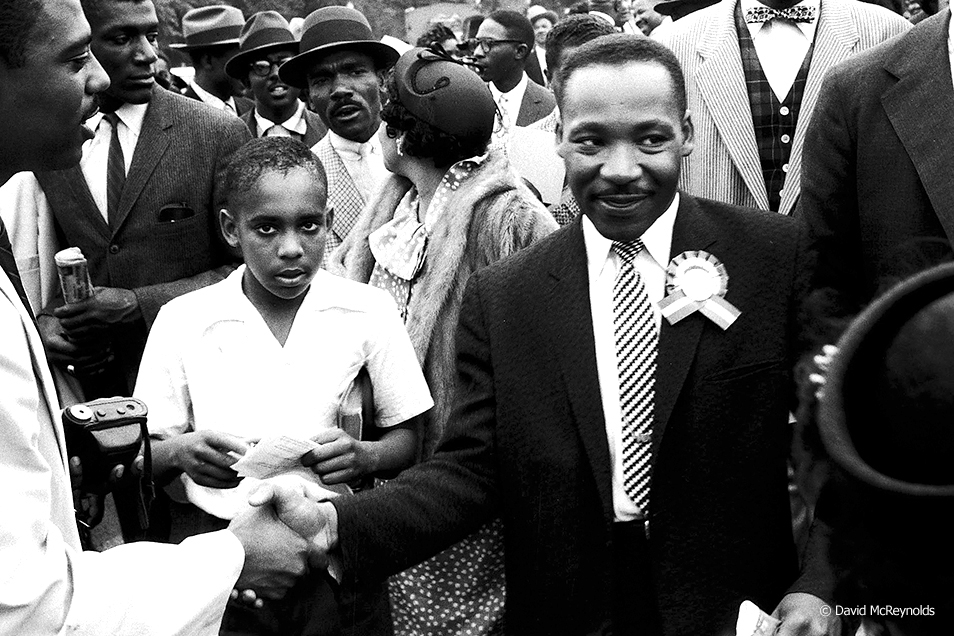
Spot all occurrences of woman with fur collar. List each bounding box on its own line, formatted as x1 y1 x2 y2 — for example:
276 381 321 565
326 47 557 636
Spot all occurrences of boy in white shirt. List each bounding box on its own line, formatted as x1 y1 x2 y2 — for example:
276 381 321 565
135 137 433 635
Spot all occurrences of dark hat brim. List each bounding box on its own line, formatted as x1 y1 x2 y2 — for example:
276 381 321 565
819 262 954 499
225 40 300 80
279 41 399 89
168 37 241 51
653 0 719 18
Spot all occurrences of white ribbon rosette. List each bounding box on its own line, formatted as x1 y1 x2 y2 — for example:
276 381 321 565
658 250 740 330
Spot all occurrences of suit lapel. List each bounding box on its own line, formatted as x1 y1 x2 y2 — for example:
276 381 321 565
781 0 860 215
546 222 615 521
694 0 768 209
652 195 716 457
113 88 171 233
882 12 954 242
41 166 111 241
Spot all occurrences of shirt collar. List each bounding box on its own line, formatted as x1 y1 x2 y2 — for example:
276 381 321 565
582 192 680 283
86 101 148 136
327 126 382 160
740 0 820 40
489 71 529 102
255 101 308 137
190 80 237 112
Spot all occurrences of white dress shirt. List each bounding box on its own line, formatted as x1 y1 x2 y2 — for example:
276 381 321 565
189 80 240 114
327 128 388 203
582 193 679 522
255 101 308 138
741 0 820 101
82 102 148 222
489 72 529 137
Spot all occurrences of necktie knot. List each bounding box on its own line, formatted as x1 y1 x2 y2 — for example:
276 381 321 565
613 239 645 266
744 4 816 23
102 111 121 129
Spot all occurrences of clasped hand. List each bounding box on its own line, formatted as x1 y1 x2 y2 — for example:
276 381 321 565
227 479 337 602
39 287 141 367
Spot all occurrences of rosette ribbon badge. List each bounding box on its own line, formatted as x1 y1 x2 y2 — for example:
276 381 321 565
658 250 740 330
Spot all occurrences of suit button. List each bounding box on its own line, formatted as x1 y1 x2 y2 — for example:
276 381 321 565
781 134 791 144
782 163 790 173
109 244 120 254
779 106 790 116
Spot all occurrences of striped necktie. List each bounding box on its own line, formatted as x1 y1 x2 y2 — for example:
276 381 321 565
103 112 126 224
613 239 657 515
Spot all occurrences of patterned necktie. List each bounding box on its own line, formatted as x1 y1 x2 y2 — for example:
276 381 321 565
0 218 34 319
744 4 817 23
103 112 126 223
613 240 657 515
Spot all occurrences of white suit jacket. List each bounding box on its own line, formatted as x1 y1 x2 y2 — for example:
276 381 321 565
0 268 243 635
655 0 909 215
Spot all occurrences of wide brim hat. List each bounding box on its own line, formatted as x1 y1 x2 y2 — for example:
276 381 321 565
279 6 399 89
819 262 954 502
653 0 719 20
392 47 496 142
169 5 245 50
225 11 300 80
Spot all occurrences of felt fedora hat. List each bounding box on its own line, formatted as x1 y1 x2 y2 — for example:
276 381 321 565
170 5 245 50
819 261 954 501
225 12 299 80
653 0 719 20
279 6 399 89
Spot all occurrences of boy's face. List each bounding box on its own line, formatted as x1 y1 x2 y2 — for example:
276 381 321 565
557 60 693 243
221 167 330 304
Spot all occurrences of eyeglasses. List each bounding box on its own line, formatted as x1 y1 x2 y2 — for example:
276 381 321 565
461 38 524 54
249 57 294 78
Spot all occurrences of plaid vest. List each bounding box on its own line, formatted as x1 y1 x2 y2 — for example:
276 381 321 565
735 3 815 212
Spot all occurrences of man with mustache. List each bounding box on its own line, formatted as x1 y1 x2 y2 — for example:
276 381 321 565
0 0 322 633
279 6 398 263
225 12 327 146
29 0 251 404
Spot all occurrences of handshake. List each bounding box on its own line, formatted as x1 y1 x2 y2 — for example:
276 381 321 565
225 479 339 603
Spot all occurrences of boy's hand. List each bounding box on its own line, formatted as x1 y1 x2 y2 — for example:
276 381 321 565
173 430 248 489
300 428 374 485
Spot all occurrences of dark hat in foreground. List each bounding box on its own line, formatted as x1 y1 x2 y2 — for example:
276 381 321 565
392 47 496 141
653 0 719 20
279 6 399 89
225 12 299 80
820 262 954 499
170 5 245 50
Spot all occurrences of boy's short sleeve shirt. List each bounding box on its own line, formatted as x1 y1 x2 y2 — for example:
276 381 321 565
135 267 433 518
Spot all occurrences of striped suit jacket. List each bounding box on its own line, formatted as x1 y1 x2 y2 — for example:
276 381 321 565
655 0 909 216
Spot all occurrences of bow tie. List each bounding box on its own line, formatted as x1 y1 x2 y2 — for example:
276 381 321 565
744 4 817 23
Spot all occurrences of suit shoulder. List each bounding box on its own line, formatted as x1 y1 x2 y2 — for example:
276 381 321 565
159 89 248 131
693 197 802 243
655 1 724 43
842 0 911 34
477 222 576 285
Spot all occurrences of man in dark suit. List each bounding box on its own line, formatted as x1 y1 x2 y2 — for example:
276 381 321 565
225 11 326 146
259 34 834 636
35 0 251 396
798 10 954 326
172 5 253 117
472 8 556 138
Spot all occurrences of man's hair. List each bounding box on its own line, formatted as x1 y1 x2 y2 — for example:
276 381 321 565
486 10 535 49
416 23 456 49
0 0 43 68
80 0 149 24
544 14 616 73
552 34 687 115
225 138 328 211
381 74 489 170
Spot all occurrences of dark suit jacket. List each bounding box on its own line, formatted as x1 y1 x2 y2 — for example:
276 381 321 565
524 50 545 87
334 195 826 635
180 83 254 116
797 11 954 320
516 77 556 126
239 106 327 147
34 86 251 387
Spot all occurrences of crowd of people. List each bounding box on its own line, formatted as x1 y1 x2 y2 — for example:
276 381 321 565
1 0 953 635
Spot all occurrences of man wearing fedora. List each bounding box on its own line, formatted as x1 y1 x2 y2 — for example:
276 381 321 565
280 6 399 264
225 11 327 145
172 5 254 116
31 0 251 401
654 0 908 216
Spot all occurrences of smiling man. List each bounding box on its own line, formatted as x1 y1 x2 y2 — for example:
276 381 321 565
279 6 397 263
264 34 838 636
27 0 251 405
225 12 327 146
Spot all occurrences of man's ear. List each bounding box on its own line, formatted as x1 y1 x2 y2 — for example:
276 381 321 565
514 43 530 62
219 208 241 249
681 110 695 157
